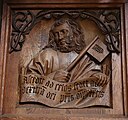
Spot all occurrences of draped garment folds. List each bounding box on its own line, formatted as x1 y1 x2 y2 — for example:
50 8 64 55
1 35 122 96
21 48 110 108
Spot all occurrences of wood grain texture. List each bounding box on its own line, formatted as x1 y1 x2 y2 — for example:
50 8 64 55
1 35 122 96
124 2 128 116
0 2 9 115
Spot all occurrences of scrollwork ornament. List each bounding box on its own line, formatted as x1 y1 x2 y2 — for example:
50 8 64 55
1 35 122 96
10 10 35 53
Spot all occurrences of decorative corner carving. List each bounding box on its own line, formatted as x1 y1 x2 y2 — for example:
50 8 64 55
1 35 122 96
10 11 35 53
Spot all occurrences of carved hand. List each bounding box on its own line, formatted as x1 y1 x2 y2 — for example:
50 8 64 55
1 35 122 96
53 69 71 82
92 64 110 87
92 73 109 87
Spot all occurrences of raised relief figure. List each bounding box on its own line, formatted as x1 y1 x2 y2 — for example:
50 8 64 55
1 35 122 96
21 18 110 108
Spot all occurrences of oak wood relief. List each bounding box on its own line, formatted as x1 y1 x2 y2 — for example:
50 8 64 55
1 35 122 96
0 0 128 119
16 9 120 108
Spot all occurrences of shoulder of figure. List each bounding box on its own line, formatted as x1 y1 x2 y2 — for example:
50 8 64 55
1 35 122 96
41 48 57 54
38 48 57 59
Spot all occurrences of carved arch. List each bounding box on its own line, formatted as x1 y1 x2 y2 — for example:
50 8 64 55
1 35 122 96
10 10 120 53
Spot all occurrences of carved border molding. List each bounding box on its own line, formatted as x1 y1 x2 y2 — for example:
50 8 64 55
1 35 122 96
10 10 120 53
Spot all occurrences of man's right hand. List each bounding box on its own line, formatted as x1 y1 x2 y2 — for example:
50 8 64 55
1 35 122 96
53 69 71 82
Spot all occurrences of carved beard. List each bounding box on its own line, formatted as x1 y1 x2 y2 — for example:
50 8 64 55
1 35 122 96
56 36 75 53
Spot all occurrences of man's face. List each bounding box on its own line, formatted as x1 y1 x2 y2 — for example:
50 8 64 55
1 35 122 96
53 23 73 52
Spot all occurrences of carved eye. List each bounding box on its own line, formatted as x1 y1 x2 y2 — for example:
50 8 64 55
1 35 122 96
61 29 69 35
60 29 65 33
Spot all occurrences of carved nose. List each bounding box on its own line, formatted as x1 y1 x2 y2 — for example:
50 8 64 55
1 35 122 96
58 32 64 40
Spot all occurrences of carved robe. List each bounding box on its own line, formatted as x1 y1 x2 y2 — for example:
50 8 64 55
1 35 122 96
23 48 110 108
26 48 101 80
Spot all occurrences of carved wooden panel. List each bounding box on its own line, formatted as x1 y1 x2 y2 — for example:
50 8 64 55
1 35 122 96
0 0 128 119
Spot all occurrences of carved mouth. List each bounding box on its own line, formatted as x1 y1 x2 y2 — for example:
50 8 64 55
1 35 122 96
59 38 70 46
59 40 66 45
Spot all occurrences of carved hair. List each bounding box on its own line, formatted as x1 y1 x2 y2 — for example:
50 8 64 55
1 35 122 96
45 18 86 53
